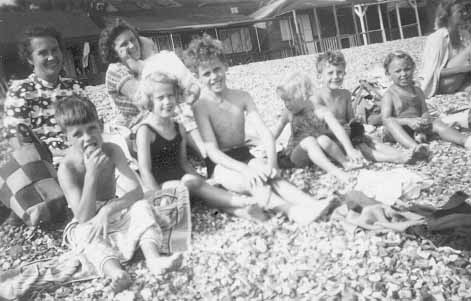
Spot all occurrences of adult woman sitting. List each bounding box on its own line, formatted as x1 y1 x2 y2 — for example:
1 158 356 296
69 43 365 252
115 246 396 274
4 26 84 162
420 0 471 98
2 26 84 225
99 18 205 156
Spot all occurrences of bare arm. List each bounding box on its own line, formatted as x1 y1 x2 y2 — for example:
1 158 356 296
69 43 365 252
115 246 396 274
245 94 277 169
345 91 355 122
317 107 356 155
102 144 143 214
440 65 471 76
58 161 98 223
178 124 199 175
136 125 161 191
272 109 289 140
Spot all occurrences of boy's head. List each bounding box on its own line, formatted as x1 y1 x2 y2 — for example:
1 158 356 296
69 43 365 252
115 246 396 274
183 34 228 94
55 95 102 153
276 72 313 114
383 51 415 87
316 51 347 89
138 71 179 117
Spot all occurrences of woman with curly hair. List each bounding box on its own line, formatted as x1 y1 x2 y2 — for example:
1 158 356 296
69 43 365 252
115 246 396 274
99 18 205 156
420 0 471 98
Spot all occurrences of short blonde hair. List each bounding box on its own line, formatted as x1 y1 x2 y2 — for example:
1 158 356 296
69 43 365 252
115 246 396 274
137 72 179 111
276 72 313 103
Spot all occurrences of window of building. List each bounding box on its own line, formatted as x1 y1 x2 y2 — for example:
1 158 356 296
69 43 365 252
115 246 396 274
279 19 293 41
219 27 253 54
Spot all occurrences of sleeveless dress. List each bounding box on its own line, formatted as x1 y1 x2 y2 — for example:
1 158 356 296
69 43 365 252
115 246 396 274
140 123 186 184
285 108 330 156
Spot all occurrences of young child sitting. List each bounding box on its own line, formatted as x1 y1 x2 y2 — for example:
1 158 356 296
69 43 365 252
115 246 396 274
273 71 365 182
185 34 337 224
312 51 420 164
381 50 471 152
57 95 182 292
135 71 267 221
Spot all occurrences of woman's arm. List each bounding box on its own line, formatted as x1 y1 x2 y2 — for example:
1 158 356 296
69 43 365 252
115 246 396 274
136 125 161 191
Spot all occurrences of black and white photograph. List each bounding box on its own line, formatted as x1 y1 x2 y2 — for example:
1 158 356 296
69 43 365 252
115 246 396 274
0 0 471 299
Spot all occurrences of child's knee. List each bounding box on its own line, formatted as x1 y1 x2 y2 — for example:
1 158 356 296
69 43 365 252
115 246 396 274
316 135 333 148
181 174 203 190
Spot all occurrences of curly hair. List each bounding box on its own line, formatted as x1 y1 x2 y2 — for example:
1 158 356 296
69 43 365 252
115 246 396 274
276 71 313 105
183 33 227 74
99 18 141 64
316 51 346 74
55 94 99 131
137 71 179 112
18 26 64 64
383 50 416 74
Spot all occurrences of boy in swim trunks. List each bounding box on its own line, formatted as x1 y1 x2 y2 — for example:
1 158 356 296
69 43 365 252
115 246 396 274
382 51 471 152
185 34 336 224
312 51 419 164
57 95 182 292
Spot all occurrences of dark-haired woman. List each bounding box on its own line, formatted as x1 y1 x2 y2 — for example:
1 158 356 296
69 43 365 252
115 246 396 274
4 26 84 163
99 18 205 156
420 0 471 98
2 26 84 225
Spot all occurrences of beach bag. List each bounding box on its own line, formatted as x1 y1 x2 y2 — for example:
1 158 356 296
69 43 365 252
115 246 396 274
144 184 191 253
351 80 383 126
0 124 67 226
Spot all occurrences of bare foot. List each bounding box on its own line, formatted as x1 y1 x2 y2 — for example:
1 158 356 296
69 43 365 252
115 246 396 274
229 204 269 222
110 270 132 293
147 253 183 276
401 148 416 164
342 159 366 171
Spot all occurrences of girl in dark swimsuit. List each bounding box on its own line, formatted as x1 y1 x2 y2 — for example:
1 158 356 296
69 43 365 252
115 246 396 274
135 72 267 221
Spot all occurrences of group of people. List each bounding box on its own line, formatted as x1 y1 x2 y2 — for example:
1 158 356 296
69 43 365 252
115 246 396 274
1 0 470 292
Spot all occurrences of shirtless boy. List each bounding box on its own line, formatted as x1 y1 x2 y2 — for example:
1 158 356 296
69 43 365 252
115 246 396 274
57 95 182 292
312 51 419 163
185 34 336 224
382 51 471 151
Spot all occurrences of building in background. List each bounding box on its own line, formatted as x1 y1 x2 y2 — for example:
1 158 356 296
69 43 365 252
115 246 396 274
0 0 434 83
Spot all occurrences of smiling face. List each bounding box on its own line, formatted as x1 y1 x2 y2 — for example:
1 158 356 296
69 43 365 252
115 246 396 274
149 82 177 118
65 121 103 157
197 58 228 95
387 57 415 87
320 63 346 90
28 36 63 82
113 29 141 62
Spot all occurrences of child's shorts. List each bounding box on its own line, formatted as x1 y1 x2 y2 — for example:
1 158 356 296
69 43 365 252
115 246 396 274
205 146 254 177
63 199 161 275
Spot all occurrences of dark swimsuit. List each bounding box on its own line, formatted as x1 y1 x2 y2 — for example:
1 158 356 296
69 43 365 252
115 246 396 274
140 123 186 184
205 146 254 178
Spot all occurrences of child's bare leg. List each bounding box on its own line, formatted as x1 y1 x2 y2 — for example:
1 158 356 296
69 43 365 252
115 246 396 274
291 136 349 182
141 241 183 276
433 119 470 148
383 119 418 149
316 135 349 166
181 174 268 221
357 141 413 164
102 258 132 293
